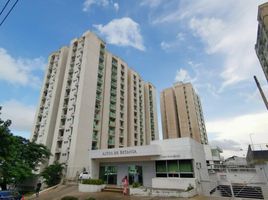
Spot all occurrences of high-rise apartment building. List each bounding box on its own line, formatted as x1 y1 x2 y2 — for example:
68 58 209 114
30 31 158 178
31 47 69 149
160 82 208 144
256 2 268 82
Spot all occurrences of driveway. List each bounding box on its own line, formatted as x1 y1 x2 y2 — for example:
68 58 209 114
25 185 229 200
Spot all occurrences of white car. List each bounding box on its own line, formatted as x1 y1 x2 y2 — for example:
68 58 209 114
79 171 91 180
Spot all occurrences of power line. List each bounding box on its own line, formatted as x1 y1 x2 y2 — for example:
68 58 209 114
0 0 19 27
0 0 11 16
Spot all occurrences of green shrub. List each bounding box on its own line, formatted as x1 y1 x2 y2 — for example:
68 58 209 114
85 197 96 200
82 179 104 185
132 182 141 188
186 184 194 191
61 196 78 200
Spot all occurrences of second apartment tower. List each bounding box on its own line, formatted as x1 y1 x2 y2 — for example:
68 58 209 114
160 82 208 144
30 31 158 178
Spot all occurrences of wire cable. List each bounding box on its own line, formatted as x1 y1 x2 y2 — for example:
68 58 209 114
0 0 19 27
0 0 11 16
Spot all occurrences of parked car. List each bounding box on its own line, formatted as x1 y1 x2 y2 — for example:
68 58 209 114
79 171 91 180
0 190 22 200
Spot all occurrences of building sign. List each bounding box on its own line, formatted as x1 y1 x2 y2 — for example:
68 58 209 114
90 144 160 158
102 149 137 156
160 154 181 159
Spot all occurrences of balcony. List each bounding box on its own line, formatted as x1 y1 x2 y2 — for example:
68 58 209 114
55 147 61 153
97 77 102 84
98 69 104 76
97 85 102 92
110 104 116 111
96 95 102 101
111 76 117 82
111 81 117 87
110 96 116 103
111 89 117 95
100 47 105 54
108 138 115 145
112 67 117 73
99 63 104 70
58 136 63 141
59 124 65 129
109 112 116 118
99 54 104 61
92 134 98 141
69 68 74 74
112 60 117 66
93 123 99 130
94 114 100 120
109 121 116 127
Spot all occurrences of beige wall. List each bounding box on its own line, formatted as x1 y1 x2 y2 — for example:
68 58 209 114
160 82 208 144
144 82 159 144
160 88 180 139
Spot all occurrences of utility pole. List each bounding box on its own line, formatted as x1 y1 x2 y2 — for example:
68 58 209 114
253 75 268 110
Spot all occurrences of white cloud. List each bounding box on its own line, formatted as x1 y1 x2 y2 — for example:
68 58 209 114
160 41 172 50
210 139 241 151
140 0 163 8
160 32 185 51
149 0 267 88
207 112 268 157
0 48 45 88
174 68 195 83
83 0 109 11
113 2 119 12
94 17 145 51
1 100 36 134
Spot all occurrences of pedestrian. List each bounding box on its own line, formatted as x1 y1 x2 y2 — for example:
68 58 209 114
35 181 42 197
122 176 129 195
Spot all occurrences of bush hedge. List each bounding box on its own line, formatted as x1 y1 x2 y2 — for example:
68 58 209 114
85 197 96 200
132 182 141 188
82 179 104 185
61 196 78 200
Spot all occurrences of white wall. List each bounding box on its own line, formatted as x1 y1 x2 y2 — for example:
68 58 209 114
152 178 196 190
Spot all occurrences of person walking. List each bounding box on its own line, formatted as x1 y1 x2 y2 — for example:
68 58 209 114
35 182 42 197
122 176 129 195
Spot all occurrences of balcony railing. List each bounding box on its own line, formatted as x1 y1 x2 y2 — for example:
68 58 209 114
109 112 116 118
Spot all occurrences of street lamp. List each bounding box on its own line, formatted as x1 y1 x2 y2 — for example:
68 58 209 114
249 133 254 150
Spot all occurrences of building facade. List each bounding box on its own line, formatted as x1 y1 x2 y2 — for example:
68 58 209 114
160 82 208 144
256 2 268 82
31 47 69 149
30 31 159 178
89 137 210 195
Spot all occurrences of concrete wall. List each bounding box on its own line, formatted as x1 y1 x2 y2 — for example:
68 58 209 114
152 178 197 190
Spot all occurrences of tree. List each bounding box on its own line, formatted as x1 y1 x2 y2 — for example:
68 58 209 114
41 162 64 187
0 106 51 190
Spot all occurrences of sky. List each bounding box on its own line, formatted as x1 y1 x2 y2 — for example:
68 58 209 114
0 0 268 158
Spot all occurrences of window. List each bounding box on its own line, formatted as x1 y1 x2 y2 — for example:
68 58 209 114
156 161 166 173
155 160 194 178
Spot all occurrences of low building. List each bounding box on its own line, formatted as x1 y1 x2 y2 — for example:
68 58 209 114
88 137 210 195
203 145 223 172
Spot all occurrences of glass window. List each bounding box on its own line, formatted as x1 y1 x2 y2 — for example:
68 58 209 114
156 161 166 173
155 160 194 178
179 160 193 172
167 160 179 172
